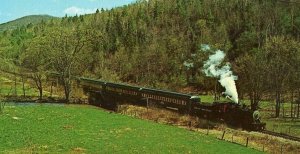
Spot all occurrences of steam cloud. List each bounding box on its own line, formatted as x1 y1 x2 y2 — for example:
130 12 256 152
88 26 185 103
202 45 239 103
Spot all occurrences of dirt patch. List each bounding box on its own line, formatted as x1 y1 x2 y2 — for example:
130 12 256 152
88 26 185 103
118 105 215 128
63 125 74 130
71 147 86 153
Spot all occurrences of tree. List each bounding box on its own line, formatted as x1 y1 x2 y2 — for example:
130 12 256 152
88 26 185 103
263 36 300 117
47 27 89 102
21 36 49 100
235 49 268 110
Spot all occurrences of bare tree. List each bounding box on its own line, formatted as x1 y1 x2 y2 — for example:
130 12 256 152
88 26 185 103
264 36 300 117
47 27 89 102
20 36 49 100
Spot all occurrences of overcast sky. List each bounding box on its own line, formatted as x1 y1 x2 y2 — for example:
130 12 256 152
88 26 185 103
0 0 137 24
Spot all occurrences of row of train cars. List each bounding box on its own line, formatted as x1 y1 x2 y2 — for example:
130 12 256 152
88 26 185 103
74 77 266 131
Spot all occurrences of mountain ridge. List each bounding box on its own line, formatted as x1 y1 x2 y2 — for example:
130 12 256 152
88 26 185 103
0 15 58 32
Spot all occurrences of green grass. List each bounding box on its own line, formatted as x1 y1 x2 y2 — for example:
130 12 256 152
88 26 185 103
262 118 300 137
251 99 300 137
0 104 261 153
199 95 227 103
0 76 42 97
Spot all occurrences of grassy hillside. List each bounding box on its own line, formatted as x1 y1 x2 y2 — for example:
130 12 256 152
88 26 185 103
0 104 261 153
0 15 57 32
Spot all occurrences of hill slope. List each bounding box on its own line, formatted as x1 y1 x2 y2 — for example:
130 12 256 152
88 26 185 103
0 104 261 153
0 15 57 32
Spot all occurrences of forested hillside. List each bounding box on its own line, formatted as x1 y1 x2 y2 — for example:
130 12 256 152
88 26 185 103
0 0 299 116
0 15 57 32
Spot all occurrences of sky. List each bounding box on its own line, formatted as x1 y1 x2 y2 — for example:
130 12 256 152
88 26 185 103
0 0 137 24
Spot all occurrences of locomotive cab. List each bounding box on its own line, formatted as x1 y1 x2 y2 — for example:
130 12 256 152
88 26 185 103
250 110 266 130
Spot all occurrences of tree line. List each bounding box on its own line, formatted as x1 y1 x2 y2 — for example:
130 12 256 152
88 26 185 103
0 0 299 117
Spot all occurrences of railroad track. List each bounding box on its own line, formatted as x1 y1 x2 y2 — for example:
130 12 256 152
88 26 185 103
260 130 300 142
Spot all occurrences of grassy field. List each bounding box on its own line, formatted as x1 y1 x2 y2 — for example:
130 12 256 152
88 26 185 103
0 104 261 153
0 76 40 97
254 101 300 137
0 74 60 99
259 102 300 137
200 94 300 137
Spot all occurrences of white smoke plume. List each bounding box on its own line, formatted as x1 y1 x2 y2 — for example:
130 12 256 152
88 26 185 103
202 46 239 103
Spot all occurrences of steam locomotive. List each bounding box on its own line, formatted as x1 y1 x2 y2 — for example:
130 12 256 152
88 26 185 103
77 77 266 131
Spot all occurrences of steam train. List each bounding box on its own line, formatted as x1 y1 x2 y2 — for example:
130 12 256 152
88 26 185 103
77 77 266 131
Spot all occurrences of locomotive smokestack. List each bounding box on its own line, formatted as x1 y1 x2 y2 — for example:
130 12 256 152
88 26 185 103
202 45 239 103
